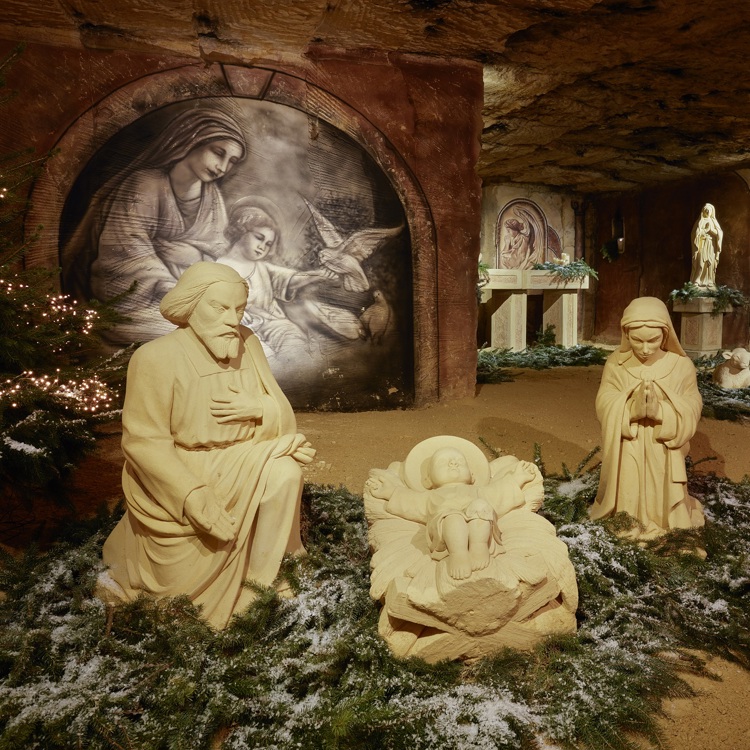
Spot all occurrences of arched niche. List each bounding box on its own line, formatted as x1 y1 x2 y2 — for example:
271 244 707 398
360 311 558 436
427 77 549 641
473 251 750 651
27 64 437 409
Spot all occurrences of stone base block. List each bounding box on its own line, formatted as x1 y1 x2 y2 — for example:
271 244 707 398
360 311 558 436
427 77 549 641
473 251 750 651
673 299 730 357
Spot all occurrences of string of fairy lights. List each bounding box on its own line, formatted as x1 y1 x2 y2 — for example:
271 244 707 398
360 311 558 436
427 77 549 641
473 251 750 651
43 294 99 334
0 371 115 413
4 280 98 333
0 279 117 414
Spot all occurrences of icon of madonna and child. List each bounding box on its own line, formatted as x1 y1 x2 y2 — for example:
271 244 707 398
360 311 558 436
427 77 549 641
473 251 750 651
60 105 409 403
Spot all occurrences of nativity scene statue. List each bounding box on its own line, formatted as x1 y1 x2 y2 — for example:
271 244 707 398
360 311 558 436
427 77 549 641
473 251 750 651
712 347 750 389
589 297 705 541
363 436 578 662
97 262 315 628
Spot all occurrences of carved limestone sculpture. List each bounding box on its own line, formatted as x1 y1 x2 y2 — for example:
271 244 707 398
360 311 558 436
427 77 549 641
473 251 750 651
690 203 723 289
712 347 750 389
97 262 315 628
363 436 578 662
589 297 705 540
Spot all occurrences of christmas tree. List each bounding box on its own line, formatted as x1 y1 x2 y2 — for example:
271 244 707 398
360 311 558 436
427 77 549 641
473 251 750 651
0 44 127 501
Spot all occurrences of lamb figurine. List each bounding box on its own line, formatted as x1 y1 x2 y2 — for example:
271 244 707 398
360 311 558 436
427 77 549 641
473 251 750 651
712 347 750 389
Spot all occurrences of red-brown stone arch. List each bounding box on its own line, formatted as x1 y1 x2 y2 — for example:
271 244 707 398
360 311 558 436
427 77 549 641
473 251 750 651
27 63 438 405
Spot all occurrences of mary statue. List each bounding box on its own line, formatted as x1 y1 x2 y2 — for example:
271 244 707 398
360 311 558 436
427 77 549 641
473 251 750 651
690 203 723 289
590 297 705 540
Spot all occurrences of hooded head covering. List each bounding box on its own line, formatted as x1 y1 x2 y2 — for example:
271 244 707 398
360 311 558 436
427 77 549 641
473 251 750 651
139 108 247 169
160 261 248 326
61 108 247 300
618 296 685 357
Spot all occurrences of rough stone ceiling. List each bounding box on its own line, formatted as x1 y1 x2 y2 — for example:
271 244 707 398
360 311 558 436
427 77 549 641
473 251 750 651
3 0 750 193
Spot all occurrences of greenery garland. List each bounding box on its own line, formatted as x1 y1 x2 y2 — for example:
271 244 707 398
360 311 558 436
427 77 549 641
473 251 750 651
599 240 621 264
668 282 749 314
531 260 598 284
1 461 747 749
477 344 609 383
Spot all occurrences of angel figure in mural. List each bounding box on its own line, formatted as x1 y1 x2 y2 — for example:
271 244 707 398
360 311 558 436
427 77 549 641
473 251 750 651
217 199 334 360
690 202 723 289
363 436 578 662
499 206 544 269
61 108 247 344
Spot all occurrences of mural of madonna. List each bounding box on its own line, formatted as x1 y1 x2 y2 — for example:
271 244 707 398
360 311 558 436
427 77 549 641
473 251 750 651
61 108 247 344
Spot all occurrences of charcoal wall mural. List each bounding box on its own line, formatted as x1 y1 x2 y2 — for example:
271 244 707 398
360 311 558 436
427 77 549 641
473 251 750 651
59 98 412 409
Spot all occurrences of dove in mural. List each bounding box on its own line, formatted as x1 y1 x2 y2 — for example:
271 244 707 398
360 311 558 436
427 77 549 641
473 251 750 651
359 290 393 344
304 198 403 293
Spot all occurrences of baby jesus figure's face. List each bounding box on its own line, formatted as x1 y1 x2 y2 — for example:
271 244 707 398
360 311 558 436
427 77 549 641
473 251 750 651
429 447 472 488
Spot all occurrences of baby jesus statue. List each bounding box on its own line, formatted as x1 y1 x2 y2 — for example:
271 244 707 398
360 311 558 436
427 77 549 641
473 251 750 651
366 441 540 579
363 435 578 662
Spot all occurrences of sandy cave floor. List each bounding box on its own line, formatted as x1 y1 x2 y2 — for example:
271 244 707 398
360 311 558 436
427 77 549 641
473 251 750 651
10 365 750 750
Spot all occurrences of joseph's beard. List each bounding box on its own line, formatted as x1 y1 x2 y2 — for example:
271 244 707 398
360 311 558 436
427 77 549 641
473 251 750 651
201 330 241 361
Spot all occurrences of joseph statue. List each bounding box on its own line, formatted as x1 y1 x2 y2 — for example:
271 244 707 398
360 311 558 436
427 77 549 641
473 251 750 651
101 262 315 628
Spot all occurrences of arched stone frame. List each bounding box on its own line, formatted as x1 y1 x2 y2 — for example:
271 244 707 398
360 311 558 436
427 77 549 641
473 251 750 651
494 198 549 269
26 63 438 405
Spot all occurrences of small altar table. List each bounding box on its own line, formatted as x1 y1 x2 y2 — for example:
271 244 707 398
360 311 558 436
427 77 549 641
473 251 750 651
484 269 590 351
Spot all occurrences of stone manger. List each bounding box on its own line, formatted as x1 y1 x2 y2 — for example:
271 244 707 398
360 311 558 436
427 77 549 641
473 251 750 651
363 435 579 662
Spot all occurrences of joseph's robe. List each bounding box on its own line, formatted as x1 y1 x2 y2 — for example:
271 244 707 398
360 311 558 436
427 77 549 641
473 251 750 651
102 324 305 628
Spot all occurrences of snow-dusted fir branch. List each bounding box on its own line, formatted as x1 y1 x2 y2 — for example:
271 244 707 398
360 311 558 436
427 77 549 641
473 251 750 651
1 467 748 749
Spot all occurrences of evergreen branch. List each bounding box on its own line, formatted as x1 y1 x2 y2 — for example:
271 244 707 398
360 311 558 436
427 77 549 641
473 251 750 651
532 258 599 283
668 281 749 313
0 473 748 748
477 343 609 383
697 368 750 422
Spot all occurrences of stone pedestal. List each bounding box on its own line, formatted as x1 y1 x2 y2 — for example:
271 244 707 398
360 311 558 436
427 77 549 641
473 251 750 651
542 291 579 348
483 269 589 350
673 298 730 357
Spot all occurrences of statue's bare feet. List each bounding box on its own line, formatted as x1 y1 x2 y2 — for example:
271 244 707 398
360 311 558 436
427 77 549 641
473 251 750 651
447 552 472 580
469 545 490 571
